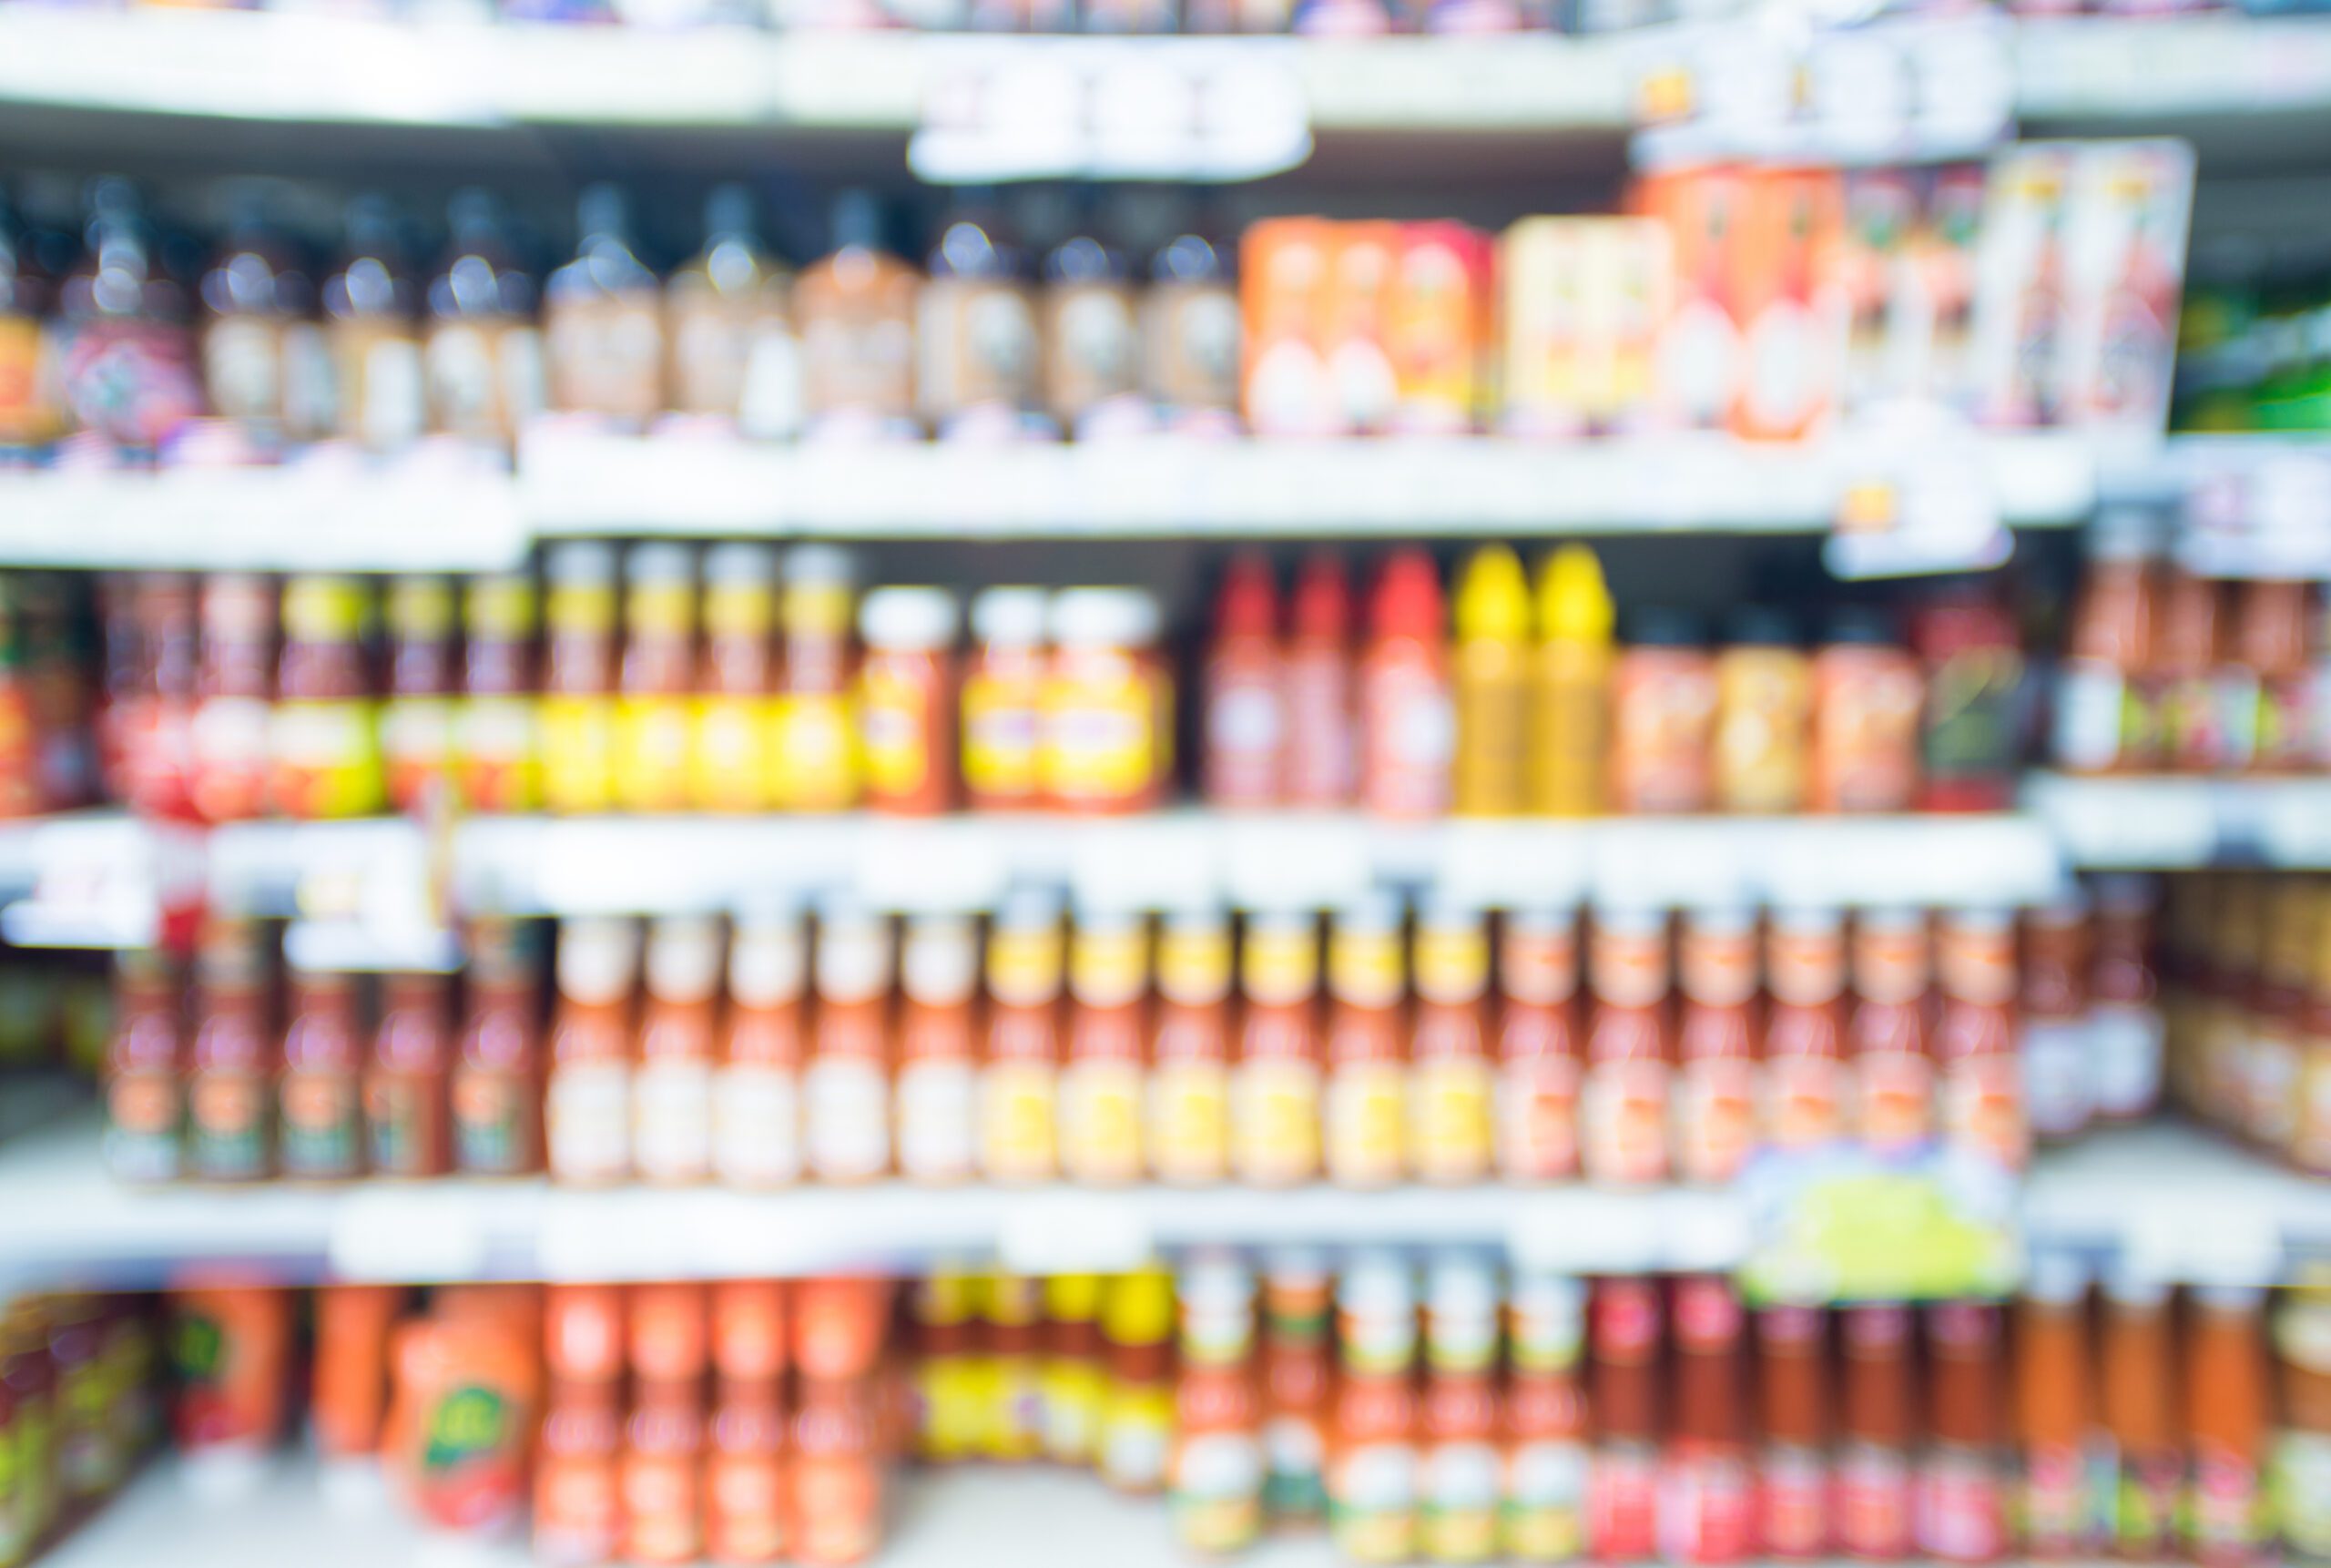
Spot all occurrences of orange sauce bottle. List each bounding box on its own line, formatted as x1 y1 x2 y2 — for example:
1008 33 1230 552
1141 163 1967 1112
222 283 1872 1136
187 918 272 1183
623 1284 707 1568
1609 610 1716 815
789 1278 891 1565
103 949 181 1183
1232 911 1323 1186
314 1285 402 1489
2014 1257 2095 1562
1501 1269 1587 1563
1329 1254 1420 1563
1935 909 2028 1172
1494 906 1582 1183
1762 906 1848 1155
1417 1255 1501 1564
977 889 1063 1185
1150 904 1234 1186
1261 1252 1332 1527
896 914 977 1186
1849 908 1934 1160
691 544 778 815
1754 1304 1830 1561
634 916 719 1186
382 1294 540 1537
2052 511 2158 774
1409 901 1494 1186
1581 908 1673 1186
707 1281 789 1568
278 963 362 1180
857 587 958 817
546 918 637 1186
1061 907 1148 1186
1836 1304 1915 1561
1324 891 1410 1190
1169 1256 1265 1553
1585 1279 1660 1563
1808 607 1923 814
714 909 804 1188
2186 1285 2271 1568
1915 1301 2008 1563
188 574 273 825
451 918 541 1176
537 1287 623 1567
1674 908 1759 1186
365 970 451 1179
2100 1267 2181 1558
1662 1278 1753 1563
804 903 892 1183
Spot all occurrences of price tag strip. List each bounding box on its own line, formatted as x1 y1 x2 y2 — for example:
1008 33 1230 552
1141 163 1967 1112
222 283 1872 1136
1739 1145 2021 1304
1826 401 2012 581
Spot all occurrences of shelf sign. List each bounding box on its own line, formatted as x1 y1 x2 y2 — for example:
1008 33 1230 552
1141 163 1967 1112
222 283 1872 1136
1825 402 2010 580
1739 1146 2020 1304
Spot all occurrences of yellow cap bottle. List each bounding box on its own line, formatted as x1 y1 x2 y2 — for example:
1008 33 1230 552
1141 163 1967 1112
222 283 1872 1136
1532 545 1613 816
1453 545 1532 817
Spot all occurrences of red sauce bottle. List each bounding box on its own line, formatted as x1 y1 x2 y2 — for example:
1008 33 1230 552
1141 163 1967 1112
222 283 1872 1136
623 1285 707 1568
188 574 273 825
1762 906 1848 1155
103 949 182 1184
718 909 806 1189
107 574 198 820
707 1281 789 1568
1204 553 1286 809
537 1286 624 1568
1935 909 2028 1172
1284 552 1356 809
1660 1278 1753 1565
2185 1285 2271 1568
1494 906 1582 1183
279 965 362 1180
634 917 720 1186
2014 1257 2094 1563
2100 1267 2180 1558
186 917 272 1182
1359 548 1452 820
1585 1279 1660 1564
365 971 451 1179
546 918 639 1186
1323 891 1409 1191
803 903 893 1183
452 918 543 1177
1754 1304 1830 1561
1849 909 1935 1160
895 914 975 1186
1674 908 1759 1186
1581 908 1673 1186
1836 1304 1916 1562
1915 1301 2008 1564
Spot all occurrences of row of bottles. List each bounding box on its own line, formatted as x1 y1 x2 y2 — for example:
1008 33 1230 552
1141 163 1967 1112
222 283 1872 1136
0 1295 159 1568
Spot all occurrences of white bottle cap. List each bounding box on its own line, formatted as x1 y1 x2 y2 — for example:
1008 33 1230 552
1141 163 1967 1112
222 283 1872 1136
646 915 723 1003
972 585 1050 647
728 914 806 1008
785 543 855 587
859 585 961 651
704 541 779 585
557 918 639 1006
545 540 616 585
902 914 979 1005
626 541 694 585
1049 586 1160 648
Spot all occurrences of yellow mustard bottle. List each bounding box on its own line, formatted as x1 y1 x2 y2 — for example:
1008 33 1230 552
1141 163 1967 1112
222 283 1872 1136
1529 544 1613 817
1452 545 1532 817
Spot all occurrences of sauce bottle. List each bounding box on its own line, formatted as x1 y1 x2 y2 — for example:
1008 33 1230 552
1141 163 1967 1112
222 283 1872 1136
187 919 272 1183
322 195 423 452
1501 1270 1587 1563
1097 1270 1176 1495
1329 1253 1420 1563
1359 548 1453 819
1285 553 1357 809
1530 545 1613 818
789 1280 891 1565
452 918 541 1176
2186 1285 2271 1568
1042 216 1143 439
1061 905 1148 1186
985 1272 1045 1462
911 1272 982 1465
978 888 1064 1184
770 545 859 813
1674 905 1759 1186
2301 891 2331 1177
167 1284 290 1498
896 914 977 1186
199 190 321 443
1754 1304 1829 1562
706 1281 788 1568
2088 874 2163 1127
666 184 799 440
797 190 918 440
1169 1256 1266 1553
1848 908 1935 1160
422 189 544 443
962 587 1047 812
1418 1255 1501 1565
110 574 198 821
1261 1252 1333 1526
270 575 384 821
1916 1301 2007 1564
1610 610 1717 815
617 544 698 815
546 918 638 1186
0 190 56 450
2154 567 2227 774
1764 906 1849 1155
1935 908 2027 1172
1410 898 1494 1186
804 901 892 1183
634 916 719 1186
314 1285 402 1494
692 543 778 815
2101 1266 2181 1558
857 586 958 817
1452 545 1530 817
2247 880 2316 1159
103 950 181 1184
1494 905 1582 1183
1663 1278 1754 1565
917 195 1041 439
459 571 540 814
1581 906 1673 1186
189 574 273 825
1149 902 1234 1186
1143 229 1241 432
1040 1274 1105 1469
623 1285 707 1568
2053 509 2158 774
715 908 804 1188
2022 899 2095 1147
2272 1286 2331 1567
1231 909 1323 1186
278 964 362 1180
2238 578 2314 774
1043 588 1171 815
2015 1257 2095 1562
1204 554 1284 809
1324 890 1409 1190
1809 606 1922 814
1586 1279 1659 1563
1913 589 2022 813
56 179 201 451
1713 606 1810 815
537 1288 623 1567
381 576 456 816
541 544 620 816
545 185 664 426
1836 1304 1916 1562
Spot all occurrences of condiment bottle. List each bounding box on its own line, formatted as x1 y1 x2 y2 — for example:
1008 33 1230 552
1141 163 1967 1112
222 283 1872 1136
1040 1274 1105 1469
1061 905 1148 1186
314 1285 402 1495
2247 880 2317 1159
1674 905 1759 1186
896 914 977 1186
1501 1270 1588 1563
2302 889 2331 1176
1169 1256 1265 1553
111 574 198 820
985 1272 1044 1462
978 888 1064 1184
666 184 799 440
1230 909 1322 1186
1261 1252 1333 1526
422 189 544 443
1452 545 1530 817
713 908 805 1188
1664 1278 1754 1564
1410 898 1495 1185
1416 1255 1501 1564
1585 1279 1659 1563
1836 1304 1916 1561
1359 548 1453 819
2088 874 2163 1127
1143 229 1241 431
2238 578 2314 773
1043 588 1171 815
1 1302 58 1545
857 586 958 817
2101 1266 2181 1558
789 1280 890 1565
0 191 52 449
1042 217 1142 438
1754 1305 1829 1562
1203 554 1284 809
1581 906 1672 1186
634 916 719 1185
1848 908 1935 1159
1494 904 1583 1184
2272 1285 2331 1567
616 544 698 815
962 587 1047 812
188 574 273 825
103 950 181 1184
278 964 363 1180
270 575 383 820
804 901 892 1183
541 544 620 816
1329 1253 1420 1563
198 193 323 442
1935 908 2028 1172
1530 545 1613 818
770 545 860 813
1609 609 1716 814
451 918 541 1176
1712 606 1810 815
910 1272 982 1464
2053 508 2158 774
384 1292 539 1535
692 543 778 814
1912 588 2022 813
623 1284 707 1568
1149 901 1234 1186
381 576 456 816
797 190 918 440
1809 606 1922 814
2155 566 2228 774
459 571 540 814
1916 1301 2008 1564
545 917 638 1185
538 1287 624 1567
1764 906 1847 1154
321 195 423 452
2015 1257 2095 1563
1323 890 1410 1190
168 1284 290 1498
706 1281 789 1567
2022 898 2094 1147
56 179 201 451
1096 1270 1176 1495
187 918 272 1182
1284 553 1358 809
2185 1285 2272 1568
918 195 1042 439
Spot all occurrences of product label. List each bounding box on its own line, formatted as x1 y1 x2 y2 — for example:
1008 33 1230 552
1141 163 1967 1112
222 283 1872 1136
961 672 1042 804
706 1450 786 1565
1420 1440 1502 1563
104 1072 181 1183
366 1072 437 1176
1587 1443 1659 1563
1061 1056 1144 1184
1232 1056 1322 1185
382 696 456 812
2247 1022 2302 1152
616 696 693 814
188 1071 269 1180
547 1061 631 1182
459 696 539 813
2189 1450 2265 1562
1326 1059 1408 1187
1328 1441 1419 1564
1856 1051 1936 1156
1497 1056 1581 1181
690 695 771 813
1580 1058 1670 1185
860 662 936 804
451 1067 531 1176
2052 661 2138 770
633 1057 713 1183
1266 1411 1328 1523
1149 1057 1231 1183
897 1058 975 1183
1361 660 1454 818
1655 1449 1754 1564
1041 1358 1105 1467
1914 1446 2006 1563
1501 1437 1587 1563
769 694 858 812
279 1068 361 1178
1043 663 1160 809
1674 1056 1756 1185
270 699 384 820
1835 1443 1912 1560
1757 1445 1827 1560
803 1055 890 1180
1410 1055 1494 1183
1205 666 1285 806
2274 1428 2331 1561
712 1063 800 1186
2022 1018 2094 1141
189 696 271 822
977 1060 1058 1182
534 1452 621 1567
1764 1054 1847 1151
1099 1382 1175 1492
1170 1431 1267 1554
2089 1004 2165 1122
2019 1441 2088 1559
538 696 616 814
2114 1453 2181 1555
1942 1054 2029 1169
621 1447 702 1565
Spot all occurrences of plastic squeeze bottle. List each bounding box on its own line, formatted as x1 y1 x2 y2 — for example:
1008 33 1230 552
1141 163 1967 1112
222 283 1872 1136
1529 545 1613 817
1452 545 1531 817
1360 549 1453 820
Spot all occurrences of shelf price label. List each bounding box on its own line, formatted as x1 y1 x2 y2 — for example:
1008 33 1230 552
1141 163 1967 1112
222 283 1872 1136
1739 1147 2020 1304
1825 403 2010 580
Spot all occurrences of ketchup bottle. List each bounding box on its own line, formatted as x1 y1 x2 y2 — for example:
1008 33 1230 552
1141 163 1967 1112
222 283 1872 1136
1204 553 1285 809
537 1286 623 1568
545 918 638 1186
451 918 542 1177
1284 552 1356 809
1762 906 1848 1156
187 917 272 1182
1935 909 2028 1172
1061 906 1148 1186
634 916 719 1186
1231 910 1323 1186
1754 1304 1830 1562
1410 899 1494 1186
715 909 805 1189
279 964 362 1180
104 949 182 1184
1494 905 1582 1183
977 887 1064 1185
1580 908 1672 1186
1916 1302 2008 1564
896 914 977 1186
1151 904 1234 1186
1674 907 1759 1186
804 902 893 1184
1661 1278 1754 1565
1586 1279 1660 1564
1836 1304 1916 1562
1848 909 1935 1160
1359 548 1452 820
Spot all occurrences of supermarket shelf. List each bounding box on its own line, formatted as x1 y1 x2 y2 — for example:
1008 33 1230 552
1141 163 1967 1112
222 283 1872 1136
2017 15 2331 125
2026 772 2331 870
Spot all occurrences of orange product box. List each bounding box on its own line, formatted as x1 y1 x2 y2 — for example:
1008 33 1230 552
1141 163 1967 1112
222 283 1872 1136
1318 220 1401 435
1387 221 1493 436
1240 218 1340 437
1728 166 1845 443
1497 217 1590 438
1631 167 1748 433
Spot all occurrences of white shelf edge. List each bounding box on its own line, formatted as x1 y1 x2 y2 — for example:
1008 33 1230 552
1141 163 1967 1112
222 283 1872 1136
2028 773 2331 871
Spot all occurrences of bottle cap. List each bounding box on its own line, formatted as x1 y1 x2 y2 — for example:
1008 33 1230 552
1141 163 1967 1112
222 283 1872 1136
859 586 959 652
971 585 1048 647
1369 548 1444 641
1536 544 1613 643
1215 554 1278 640
1291 553 1351 641
1050 587 1159 648
646 916 723 1003
1454 545 1529 643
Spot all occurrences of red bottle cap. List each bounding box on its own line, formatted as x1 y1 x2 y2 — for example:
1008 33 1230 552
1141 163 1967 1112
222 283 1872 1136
1215 554 1278 641
1369 548 1445 642
1291 552 1351 643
